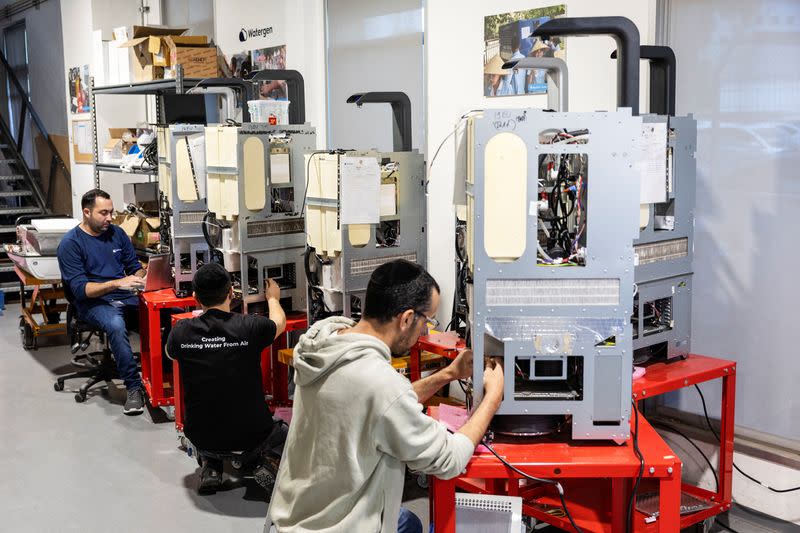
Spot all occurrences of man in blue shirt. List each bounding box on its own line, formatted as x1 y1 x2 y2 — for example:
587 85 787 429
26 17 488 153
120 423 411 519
57 189 148 415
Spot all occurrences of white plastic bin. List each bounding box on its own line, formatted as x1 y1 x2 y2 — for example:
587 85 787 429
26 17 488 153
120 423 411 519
247 99 290 125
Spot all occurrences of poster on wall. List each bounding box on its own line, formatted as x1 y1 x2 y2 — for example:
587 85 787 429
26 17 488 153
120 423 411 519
68 65 91 114
251 44 288 100
483 5 566 97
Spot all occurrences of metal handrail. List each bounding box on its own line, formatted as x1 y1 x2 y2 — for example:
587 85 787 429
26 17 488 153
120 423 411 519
0 45 70 211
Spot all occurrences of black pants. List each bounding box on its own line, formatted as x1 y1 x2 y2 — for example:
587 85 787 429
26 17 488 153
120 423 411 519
199 419 288 471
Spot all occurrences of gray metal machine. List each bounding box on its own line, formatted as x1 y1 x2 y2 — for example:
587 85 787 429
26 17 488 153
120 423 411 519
204 122 316 313
614 47 697 362
462 17 647 442
305 92 427 324
157 123 212 295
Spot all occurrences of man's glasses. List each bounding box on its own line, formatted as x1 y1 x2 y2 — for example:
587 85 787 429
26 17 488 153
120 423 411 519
414 310 440 332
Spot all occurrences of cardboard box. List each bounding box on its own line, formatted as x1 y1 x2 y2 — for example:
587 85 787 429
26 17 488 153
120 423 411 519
34 134 72 217
102 128 138 163
165 37 219 78
132 217 161 250
118 25 188 81
113 213 160 251
114 213 139 238
157 35 207 66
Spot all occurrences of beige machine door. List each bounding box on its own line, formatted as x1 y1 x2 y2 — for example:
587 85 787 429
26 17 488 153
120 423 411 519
483 132 527 262
243 137 267 212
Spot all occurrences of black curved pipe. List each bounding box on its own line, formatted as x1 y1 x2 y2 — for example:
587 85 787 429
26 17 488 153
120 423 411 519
533 16 641 115
612 45 676 115
247 69 306 125
346 92 412 152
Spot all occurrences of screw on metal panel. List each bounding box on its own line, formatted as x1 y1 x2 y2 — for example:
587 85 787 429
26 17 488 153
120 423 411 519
684 379 689 385
649 467 655 474
642 390 647 396
667 467 673 474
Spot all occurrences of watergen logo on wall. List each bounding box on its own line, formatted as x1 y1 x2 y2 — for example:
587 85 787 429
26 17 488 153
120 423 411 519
239 26 274 42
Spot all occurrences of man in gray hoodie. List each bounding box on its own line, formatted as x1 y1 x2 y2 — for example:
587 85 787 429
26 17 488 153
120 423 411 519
268 259 504 533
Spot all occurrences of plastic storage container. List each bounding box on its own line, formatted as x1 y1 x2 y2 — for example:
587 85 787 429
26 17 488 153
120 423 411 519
247 99 290 125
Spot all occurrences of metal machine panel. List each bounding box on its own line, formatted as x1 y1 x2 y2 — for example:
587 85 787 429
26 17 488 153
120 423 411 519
305 150 427 324
467 108 641 442
633 114 696 360
158 124 211 295
204 122 316 313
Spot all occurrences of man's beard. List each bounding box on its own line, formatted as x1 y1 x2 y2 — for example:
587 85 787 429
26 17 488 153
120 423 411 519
390 331 417 357
88 219 109 233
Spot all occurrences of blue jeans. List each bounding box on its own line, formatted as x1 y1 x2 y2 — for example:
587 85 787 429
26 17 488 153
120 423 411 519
398 507 422 533
81 300 141 391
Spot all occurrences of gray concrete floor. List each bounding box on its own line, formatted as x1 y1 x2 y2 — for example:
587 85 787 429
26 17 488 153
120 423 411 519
0 302 429 532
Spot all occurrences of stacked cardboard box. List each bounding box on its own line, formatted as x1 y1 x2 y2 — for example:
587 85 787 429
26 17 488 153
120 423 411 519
117 25 219 82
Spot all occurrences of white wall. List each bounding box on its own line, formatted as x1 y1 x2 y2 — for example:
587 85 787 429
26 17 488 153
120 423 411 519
61 0 94 216
659 426 800 523
0 0 68 137
325 0 424 153
162 0 213 37
63 0 156 216
425 0 656 327
213 0 327 148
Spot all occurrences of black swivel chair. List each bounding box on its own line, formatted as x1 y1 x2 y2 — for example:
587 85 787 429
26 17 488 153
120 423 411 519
53 285 118 403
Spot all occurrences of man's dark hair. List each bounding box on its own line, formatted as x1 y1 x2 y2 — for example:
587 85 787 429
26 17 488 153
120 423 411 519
193 263 232 307
81 188 111 210
362 260 439 324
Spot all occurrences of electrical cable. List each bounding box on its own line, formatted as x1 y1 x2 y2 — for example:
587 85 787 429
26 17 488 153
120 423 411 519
694 384 800 493
628 399 645 533
299 150 332 218
426 110 483 182
479 439 585 533
651 421 719 493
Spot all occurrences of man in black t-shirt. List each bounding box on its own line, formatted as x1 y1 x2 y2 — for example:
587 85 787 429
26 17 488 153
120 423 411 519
166 263 287 494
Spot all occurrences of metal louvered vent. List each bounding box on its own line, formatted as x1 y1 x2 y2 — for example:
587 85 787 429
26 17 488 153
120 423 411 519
246 218 305 238
178 211 205 224
486 278 620 306
635 238 688 265
349 253 417 277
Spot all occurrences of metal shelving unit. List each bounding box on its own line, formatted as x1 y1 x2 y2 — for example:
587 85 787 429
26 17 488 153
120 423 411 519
94 162 156 175
89 65 254 187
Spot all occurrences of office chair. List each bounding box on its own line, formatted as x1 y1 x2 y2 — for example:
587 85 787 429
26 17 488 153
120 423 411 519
53 287 118 403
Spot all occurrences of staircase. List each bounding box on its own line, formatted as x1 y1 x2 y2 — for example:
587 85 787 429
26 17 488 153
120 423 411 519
0 47 70 295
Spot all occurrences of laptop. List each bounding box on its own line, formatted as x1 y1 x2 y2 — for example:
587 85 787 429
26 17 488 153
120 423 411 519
142 254 174 292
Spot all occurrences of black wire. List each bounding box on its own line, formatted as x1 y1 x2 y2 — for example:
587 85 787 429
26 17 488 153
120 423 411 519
299 150 331 218
694 385 800 493
480 439 585 533
652 421 719 493
628 399 645 533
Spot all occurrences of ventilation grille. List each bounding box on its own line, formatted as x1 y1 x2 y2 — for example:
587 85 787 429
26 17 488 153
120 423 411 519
349 253 417 277
486 279 620 306
456 495 514 513
247 218 305 238
635 238 688 265
178 211 205 224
